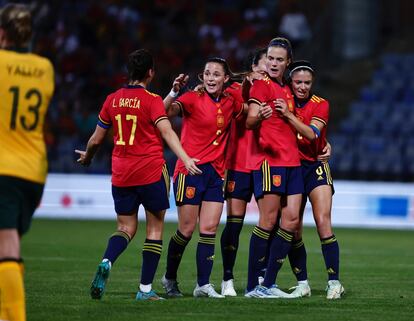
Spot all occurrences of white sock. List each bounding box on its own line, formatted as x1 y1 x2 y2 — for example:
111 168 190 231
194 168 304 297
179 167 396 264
140 283 152 293
298 280 309 285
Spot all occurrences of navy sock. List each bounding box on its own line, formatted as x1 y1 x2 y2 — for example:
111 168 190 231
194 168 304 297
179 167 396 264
260 225 277 279
102 231 130 264
288 238 308 282
141 239 162 285
220 216 244 281
246 226 270 291
196 233 216 286
263 228 294 288
165 230 191 280
321 235 340 280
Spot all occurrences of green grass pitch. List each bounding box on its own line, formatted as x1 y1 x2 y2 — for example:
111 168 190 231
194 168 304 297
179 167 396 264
22 219 414 321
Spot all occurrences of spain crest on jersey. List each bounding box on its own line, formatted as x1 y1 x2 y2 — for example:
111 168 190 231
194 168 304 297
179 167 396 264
186 186 196 199
217 114 224 128
227 181 235 193
272 175 282 187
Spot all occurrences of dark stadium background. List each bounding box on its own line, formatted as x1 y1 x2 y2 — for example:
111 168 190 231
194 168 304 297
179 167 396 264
5 0 414 181
2 2 412 320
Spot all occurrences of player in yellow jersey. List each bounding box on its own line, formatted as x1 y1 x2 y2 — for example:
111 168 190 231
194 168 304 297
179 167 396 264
0 3 54 321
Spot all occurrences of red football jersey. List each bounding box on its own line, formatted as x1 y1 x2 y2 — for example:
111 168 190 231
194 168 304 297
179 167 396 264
295 94 329 161
99 85 168 187
174 90 243 178
247 76 300 170
225 82 252 173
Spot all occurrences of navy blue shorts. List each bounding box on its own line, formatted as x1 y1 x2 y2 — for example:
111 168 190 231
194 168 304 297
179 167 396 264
301 160 334 196
224 169 254 202
174 163 224 206
252 161 304 199
112 165 170 214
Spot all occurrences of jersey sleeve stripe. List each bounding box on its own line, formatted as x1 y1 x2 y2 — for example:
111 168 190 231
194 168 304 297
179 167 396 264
175 101 184 115
248 97 262 105
98 115 111 125
311 116 327 126
234 102 244 119
97 117 111 129
154 116 168 126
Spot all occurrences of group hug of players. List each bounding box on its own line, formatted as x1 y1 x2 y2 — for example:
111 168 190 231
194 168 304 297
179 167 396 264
77 36 345 301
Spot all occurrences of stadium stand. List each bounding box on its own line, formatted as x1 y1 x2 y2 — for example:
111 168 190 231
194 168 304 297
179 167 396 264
330 53 414 181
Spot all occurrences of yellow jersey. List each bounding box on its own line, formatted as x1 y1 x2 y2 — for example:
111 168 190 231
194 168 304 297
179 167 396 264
0 48 54 184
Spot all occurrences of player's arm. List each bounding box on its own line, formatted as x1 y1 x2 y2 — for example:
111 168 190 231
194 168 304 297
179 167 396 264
246 101 273 129
242 102 248 114
75 125 107 166
156 119 202 175
275 99 324 141
163 73 189 118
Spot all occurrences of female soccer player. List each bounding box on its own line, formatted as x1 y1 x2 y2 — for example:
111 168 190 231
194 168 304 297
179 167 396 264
245 37 303 298
76 49 200 301
0 4 54 321
219 48 268 296
276 60 344 299
161 57 244 298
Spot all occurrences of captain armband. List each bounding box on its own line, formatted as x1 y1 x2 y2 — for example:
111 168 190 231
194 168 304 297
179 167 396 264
309 124 321 138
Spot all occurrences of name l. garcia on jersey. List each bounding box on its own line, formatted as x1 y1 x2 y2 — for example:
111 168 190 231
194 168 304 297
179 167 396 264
112 97 141 108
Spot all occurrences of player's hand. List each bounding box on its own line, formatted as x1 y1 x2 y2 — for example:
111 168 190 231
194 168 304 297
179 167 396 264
246 70 265 85
317 141 332 162
75 149 91 166
193 83 204 93
257 103 273 120
184 158 202 175
172 73 189 93
274 98 290 117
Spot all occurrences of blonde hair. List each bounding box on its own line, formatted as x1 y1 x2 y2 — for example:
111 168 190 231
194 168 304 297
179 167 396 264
0 3 32 47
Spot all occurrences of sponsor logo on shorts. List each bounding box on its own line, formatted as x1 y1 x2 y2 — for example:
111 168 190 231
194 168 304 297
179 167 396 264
227 180 235 192
272 175 281 187
186 186 196 199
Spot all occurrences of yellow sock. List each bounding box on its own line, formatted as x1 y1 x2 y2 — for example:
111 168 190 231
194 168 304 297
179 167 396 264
0 261 26 321
18 261 25 278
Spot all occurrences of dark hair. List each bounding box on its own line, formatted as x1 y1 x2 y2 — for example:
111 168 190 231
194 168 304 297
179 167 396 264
289 60 315 77
252 48 267 67
127 49 154 81
268 37 293 60
205 57 232 76
201 57 246 83
0 3 32 47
